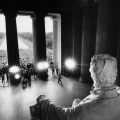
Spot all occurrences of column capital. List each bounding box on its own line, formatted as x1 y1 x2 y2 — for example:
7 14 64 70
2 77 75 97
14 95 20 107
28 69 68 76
30 14 36 18
34 10 47 18
52 14 61 20
2 9 18 18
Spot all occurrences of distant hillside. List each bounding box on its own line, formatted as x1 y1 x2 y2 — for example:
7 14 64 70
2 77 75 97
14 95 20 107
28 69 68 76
18 31 52 40
18 32 33 42
18 32 53 48
0 32 53 65
0 32 53 43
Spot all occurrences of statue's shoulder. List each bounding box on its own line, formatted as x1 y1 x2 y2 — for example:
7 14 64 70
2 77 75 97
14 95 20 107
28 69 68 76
80 94 100 105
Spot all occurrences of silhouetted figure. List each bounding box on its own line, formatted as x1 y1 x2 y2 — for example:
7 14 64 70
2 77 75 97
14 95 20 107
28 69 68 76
50 61 55 76
22 70 30 88
27 70 32 87
22 79 27 89
58 73 62 85
4 65 9 84
55 64 59 76
51 67 55 76
1 68 5 86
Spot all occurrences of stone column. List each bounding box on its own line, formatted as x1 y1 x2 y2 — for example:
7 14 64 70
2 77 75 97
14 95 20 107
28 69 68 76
72 6 83 78
53 17 57 65
81 2 98 84
4 10 20 66
96 0 119 57
3 10 20 85
32 14 37 64
32 12 47 65
32 11 48 80
61 10 73 76
61 6 83 77
116 14 120 86
116 28 120 86
53 15 61 70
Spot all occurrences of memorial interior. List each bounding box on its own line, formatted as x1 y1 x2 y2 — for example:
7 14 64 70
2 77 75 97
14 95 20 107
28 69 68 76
0 0 120 120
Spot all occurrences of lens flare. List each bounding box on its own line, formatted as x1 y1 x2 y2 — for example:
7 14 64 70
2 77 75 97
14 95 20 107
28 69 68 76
9 66 20 73
14 74 20 79
37 61 49 70
65 58 76 70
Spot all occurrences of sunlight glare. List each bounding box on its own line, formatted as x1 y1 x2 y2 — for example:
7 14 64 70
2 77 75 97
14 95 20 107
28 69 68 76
0 14 6 32
37 61 49 70
16 15 32 33
45 17 53 33
0 14 53 33
65 58 76 70
9 66 20 73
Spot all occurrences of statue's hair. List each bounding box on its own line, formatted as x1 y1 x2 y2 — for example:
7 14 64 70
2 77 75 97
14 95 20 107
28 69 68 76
89 54 117 88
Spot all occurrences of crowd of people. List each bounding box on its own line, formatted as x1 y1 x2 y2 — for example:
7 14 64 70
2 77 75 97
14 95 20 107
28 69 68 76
0 64 9 86
49 61 62 84
0 62 34 87
0 61 62 88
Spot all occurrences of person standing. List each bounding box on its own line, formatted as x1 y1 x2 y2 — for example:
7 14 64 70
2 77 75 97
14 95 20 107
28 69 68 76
50 62 55 76
55 64 59 76
1 69 5 86
58 73 62 85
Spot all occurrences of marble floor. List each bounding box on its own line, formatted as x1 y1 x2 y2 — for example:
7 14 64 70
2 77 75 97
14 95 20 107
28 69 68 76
0 76 91 120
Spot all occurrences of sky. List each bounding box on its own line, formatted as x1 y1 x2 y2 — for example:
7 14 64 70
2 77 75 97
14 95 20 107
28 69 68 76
0 14 53 33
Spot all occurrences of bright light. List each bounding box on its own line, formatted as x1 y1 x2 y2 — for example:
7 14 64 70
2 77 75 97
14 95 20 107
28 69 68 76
14 74 20 79
45 17 53 33
16 15 32 33
44 61 49 68
65 58 76 70
9 66 20 73
0 14 6 32
37 61 49 70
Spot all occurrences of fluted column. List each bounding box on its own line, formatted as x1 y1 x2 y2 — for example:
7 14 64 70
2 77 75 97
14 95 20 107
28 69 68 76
53 17 58 65
116 15 120 86
61 6 83 77
116 29 120 86
53 15 61 69
32 11 48 80
96 0 119 57
32 14 37 64
81 2 98 84
72 6 83 77
61 9 73 76
4 10 20 66
56 16 61 70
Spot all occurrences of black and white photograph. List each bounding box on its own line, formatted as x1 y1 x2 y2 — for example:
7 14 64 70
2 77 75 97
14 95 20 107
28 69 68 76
0 0 120 120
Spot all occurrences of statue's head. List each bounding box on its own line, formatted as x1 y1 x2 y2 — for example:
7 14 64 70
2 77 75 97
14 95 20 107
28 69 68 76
89 54 117 88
